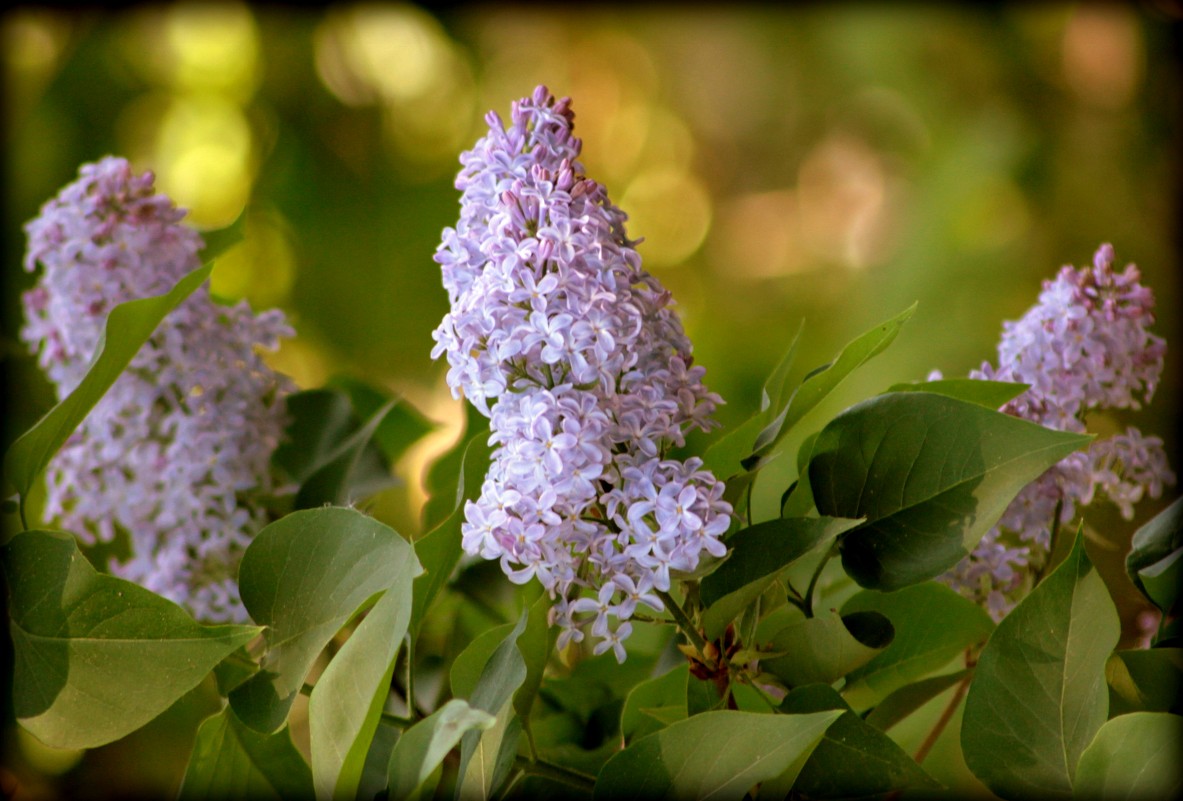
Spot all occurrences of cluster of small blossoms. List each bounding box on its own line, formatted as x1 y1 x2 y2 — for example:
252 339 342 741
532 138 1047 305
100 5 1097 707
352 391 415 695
432 86 731 661
21 156 294 622
939 244 1174 618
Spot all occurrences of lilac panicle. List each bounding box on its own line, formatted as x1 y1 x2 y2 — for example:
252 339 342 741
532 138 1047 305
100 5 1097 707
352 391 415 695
432 86 732 660
939 244 1174 618
21 156 294 623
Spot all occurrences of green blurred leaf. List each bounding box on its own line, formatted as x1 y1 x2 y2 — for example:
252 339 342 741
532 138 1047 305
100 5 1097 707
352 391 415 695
326 375 436 464
230 508 421 733
885 377 1029 408
762 610 893 688
386 699 496 801
620 664 689 744
1106 648 1183 715
840 582 993 710
781 432 821 518
272 390 356 483
422 405 487 531
454 611 529 801
3 262 211 505
700 516 863 641
514 592 558 724
198 212 247 263
308 523 420 800
1126 497 1183 615
213 647 260 697
761 320 804 415
294 398 398 509
863 669 973 732
1073 711 1183 799
778 684 941 799
751 303 916 461
961 533 1119 800
411 434 493 635
178 707 313 801
809 391 1091 591
703 413 768 480
593 709 842 801
1 529 259 749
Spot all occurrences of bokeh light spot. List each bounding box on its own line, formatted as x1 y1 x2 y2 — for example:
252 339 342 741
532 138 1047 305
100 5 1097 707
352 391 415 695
621 168 712 268
1062 6 1143 109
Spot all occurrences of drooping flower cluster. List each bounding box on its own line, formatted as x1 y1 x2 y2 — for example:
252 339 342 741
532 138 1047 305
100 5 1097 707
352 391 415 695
432 86 732 661
939 244 1174 618
21 156 294 623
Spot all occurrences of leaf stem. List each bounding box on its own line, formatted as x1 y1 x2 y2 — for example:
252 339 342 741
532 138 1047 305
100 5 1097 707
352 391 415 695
657 589 713 667
912 653 975 765
18 494 28 532
1032 498 1065 588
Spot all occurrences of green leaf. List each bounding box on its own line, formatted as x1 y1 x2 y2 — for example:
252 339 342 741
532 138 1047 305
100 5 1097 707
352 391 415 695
198 212 247 262
761 320 805 416
325 375 436 465
961 533 1119 800
778 684 941 799
885 377 1029 408
620 664 689 744
272 389 357 483
229 508 421 734
294 398 399 509
809 391 1092 591
3 262 212 505
761 610 893 688
781 432 821 518
386 699 496 801
455 611 529 801
308 522 420 800
863 669 974 732
1106 648 1183 715
1074 711 1183 799
702 413 769 480
593 709 842 801
840 582 993 710
1 530 259 749
751 303 916 461
514 592 558 723
421 404 488 531
1126 497 1183 614
411 435 493 635
178 707 313 801
700 516 863 641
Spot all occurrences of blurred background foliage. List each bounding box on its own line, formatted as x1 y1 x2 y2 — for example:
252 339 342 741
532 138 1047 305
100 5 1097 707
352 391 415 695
1 3 1180 798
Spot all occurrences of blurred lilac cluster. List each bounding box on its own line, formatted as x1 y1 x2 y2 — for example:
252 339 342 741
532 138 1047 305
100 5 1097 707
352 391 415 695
432 86 731 660
21 156 293 622
940 244 1174 618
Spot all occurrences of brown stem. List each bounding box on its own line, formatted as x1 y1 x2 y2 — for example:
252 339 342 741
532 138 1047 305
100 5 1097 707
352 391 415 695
913 651 977 765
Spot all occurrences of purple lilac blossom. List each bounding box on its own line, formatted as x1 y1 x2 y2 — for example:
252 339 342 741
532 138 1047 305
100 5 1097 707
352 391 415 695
432 86 732 660
938 244 1174 619
21 156 294 623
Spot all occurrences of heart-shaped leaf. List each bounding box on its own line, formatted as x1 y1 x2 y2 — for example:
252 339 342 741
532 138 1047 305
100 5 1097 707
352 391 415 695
179 707 312 801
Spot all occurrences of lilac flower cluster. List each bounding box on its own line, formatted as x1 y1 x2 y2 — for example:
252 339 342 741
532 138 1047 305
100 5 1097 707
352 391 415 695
21 156 294 623
432 86 731 661
939 244 1174 618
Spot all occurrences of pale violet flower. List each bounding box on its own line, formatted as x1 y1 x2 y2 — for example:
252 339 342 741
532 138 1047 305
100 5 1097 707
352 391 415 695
939 244 1174 619
434 87 732 660
21 156 294 623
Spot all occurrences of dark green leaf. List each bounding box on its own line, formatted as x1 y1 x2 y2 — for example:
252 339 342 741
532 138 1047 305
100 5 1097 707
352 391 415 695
514 592 558 723
961 533 1119 800
3 263 212 503
885 378 1029 408
778 684 941 799
178 707 313 801
863 669 973 732
294 398 398 509
326 375 436 465
454 611 529 801
809 391 1091 590
411 435 493 635
762 610 892 688
272 390 357 484
308 522 420 800
1 530 259 749
840 582 993 710
230 508 421 734
752 303 916 460
1073 712 1183 799
620 664 689 744
1126 497 1183 614
700 516 863 641
1106 648 1183 715
198 212 247 262
702 413 769 480
421 404 487 531
593 709 842 801
386 699 496 801
213 648 259 697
